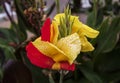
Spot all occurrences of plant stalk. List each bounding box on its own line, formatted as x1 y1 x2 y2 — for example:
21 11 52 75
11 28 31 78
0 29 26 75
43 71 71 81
49 72 55 83
59 70 64 83
93 0 98 27
55 0 60 13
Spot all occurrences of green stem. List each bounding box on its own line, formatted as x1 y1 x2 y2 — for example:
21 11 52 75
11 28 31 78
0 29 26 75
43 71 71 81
55 0 60 13
93 0 98 27
59 71 64 83
0 68 3 79
49 72 55 83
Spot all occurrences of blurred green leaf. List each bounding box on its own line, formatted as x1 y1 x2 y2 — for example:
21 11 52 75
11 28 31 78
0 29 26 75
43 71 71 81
0 49 4 80
96 9 104 27
78 61 103 83
91 18 109 45
87 11 96 28
105 0 112 5
87 0 98 28
0 68 3 81
87 9 104 28
13 0 28 42
94 47 120 82
65 79 81 83
93 16 120 55
0 45 15 61
0 28 19 44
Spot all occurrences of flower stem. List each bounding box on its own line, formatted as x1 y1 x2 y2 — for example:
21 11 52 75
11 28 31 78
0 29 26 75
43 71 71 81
48 72 55 83
55 0 60 13
59 70 64 83
93 0 98 27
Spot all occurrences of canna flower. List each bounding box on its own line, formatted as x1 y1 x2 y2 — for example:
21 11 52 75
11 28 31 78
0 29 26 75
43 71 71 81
26 18 78 71
26 11 99 71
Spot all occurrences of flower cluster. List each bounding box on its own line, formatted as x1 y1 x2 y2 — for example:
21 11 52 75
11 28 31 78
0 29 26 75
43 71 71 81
26 11 99 71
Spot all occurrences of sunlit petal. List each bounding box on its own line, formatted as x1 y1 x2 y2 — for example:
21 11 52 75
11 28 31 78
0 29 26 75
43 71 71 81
32 37 69 63
56 33 81 64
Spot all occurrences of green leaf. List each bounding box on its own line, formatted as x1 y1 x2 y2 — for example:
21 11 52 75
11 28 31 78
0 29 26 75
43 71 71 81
87 11 96 28
78 61 103 83
87 9 104 28
65 79 81 83
91 18 109 45
13 0 28 42
94 47 120 82
0 43 16 60
96 9 104 27
87 0 98 28
93 16 120 55
0 28 19 44
0 68 3 80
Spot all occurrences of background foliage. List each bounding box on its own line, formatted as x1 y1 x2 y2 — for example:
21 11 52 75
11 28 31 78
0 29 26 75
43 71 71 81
0 0 120 83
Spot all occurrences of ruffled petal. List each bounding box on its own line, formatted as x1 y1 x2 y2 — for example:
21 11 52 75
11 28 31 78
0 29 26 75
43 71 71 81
79 35 94 52
81 24 99 38
54 13 99 38
56 33 81 64
32 37 69 63
26 42 54 69
72 18 82 33
26 42 75 71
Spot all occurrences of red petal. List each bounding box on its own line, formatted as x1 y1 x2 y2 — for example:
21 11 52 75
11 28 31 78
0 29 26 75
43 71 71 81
26 42 55 69
41 18 51 42
60 62 75 71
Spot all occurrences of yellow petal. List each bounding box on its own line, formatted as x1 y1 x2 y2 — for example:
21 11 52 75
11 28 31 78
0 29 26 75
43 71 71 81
54 13 99 38
56 33 81 64
52 63 60 70
54 13 64 24
54 13 98 53
71 18 82 33
81 24 99 38
54 13 81 34
72 20 99 38
50 21 59 44
79 35 94 52
32 37 69 62
54 13 78 24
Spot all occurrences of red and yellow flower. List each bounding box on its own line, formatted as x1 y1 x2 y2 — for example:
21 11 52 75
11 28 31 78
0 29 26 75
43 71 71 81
26 13 99 71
